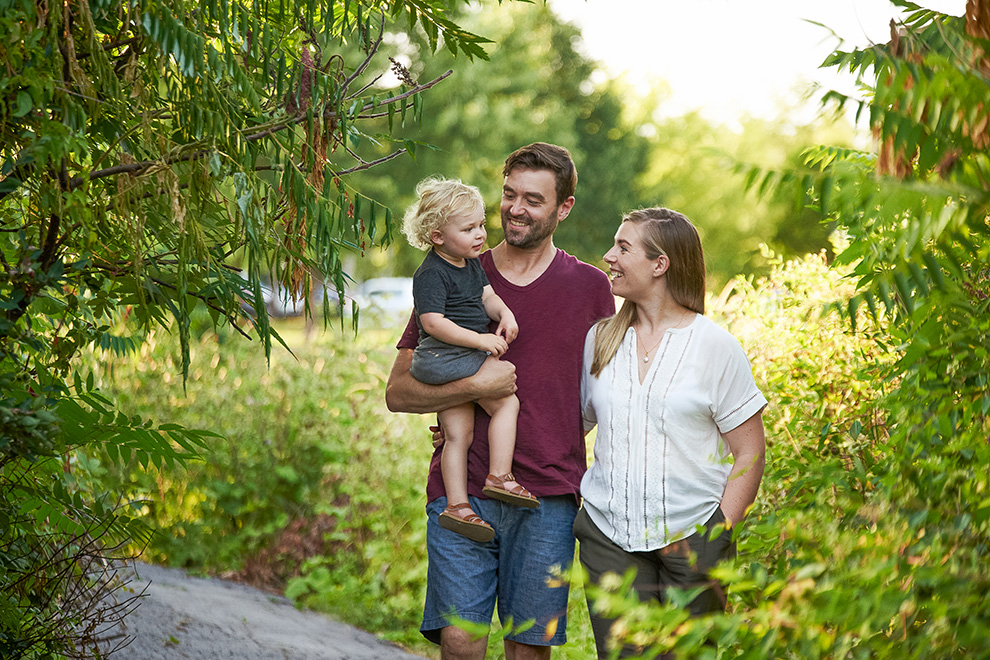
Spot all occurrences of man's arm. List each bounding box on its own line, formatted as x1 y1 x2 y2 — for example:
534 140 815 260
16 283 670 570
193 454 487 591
385 347 517 414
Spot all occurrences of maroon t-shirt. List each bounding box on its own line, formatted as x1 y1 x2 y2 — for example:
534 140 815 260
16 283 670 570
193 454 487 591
397 249 615 503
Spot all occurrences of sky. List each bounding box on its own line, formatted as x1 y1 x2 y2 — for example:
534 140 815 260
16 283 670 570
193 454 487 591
546 0 967 127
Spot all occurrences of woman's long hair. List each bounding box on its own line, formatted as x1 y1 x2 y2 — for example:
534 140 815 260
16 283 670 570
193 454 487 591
590 208 706 377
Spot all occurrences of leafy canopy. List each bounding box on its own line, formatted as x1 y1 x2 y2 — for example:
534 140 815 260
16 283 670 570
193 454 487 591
0 0 501 656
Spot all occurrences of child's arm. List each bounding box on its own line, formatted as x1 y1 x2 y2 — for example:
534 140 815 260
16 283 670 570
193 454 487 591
420 312 509 357
482 285 518 343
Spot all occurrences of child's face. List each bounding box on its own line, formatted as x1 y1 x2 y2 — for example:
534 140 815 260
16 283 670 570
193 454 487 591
431 205 487 262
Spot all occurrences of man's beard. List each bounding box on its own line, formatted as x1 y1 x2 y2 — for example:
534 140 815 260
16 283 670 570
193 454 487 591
502 208 559 249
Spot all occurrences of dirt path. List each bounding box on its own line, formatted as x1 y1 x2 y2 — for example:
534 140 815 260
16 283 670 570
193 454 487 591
106 562 427 660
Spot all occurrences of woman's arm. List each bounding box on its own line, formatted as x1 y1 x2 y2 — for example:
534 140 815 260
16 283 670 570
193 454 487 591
385 348 517 414
719 410 767 526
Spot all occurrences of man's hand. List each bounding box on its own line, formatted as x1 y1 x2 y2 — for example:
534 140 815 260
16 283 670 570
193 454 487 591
468 356 517 399
429 424 445 449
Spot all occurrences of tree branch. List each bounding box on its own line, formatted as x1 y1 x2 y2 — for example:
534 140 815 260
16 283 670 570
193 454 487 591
331 149 406 176
340 12 386 97
72 69 452 188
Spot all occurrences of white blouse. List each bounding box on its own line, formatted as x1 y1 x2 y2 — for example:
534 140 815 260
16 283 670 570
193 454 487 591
580 314 767 552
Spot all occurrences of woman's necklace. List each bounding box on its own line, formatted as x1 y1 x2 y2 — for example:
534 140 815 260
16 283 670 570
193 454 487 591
636 329 665 363
636 310 694 362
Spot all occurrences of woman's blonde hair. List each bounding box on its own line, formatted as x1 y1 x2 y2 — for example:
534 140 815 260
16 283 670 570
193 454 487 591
590 208 706 377
402 177 484 251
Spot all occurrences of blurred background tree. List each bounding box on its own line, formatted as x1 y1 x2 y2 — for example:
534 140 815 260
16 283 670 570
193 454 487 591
345 1 855 289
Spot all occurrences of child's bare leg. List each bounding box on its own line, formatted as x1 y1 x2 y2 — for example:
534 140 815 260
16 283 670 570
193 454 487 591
437 403 477 509
437 403 494 542
477 393 520 484
478 390 538 507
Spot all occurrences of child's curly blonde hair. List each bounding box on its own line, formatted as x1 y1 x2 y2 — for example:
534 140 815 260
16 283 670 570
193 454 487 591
402 177 485 251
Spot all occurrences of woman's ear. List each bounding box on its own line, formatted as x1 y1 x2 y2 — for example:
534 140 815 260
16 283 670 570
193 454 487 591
653 254 669 278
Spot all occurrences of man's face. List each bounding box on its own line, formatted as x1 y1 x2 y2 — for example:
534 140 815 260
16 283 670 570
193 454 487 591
499 167 573 250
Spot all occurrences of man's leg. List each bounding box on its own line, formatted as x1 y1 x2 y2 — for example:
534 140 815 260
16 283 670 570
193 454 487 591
422 496 499 658
491 496 578 651
441 626 488 660
504 639 551 660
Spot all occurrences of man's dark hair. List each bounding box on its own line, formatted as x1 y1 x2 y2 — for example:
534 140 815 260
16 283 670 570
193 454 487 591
502 143 577 206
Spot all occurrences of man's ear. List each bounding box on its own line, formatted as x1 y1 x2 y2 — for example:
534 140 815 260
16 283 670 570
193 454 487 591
556 196 576 222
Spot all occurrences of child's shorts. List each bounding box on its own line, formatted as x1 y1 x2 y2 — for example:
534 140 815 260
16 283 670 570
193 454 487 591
411 336 488 385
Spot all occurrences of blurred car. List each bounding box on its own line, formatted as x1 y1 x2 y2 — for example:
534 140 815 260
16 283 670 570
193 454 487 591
353 277 414 323
238 272 341 319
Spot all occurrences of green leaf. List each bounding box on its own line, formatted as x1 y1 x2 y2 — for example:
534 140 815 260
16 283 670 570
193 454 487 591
14 91 32 117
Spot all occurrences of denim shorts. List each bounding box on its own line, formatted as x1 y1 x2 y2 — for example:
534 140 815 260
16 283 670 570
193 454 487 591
421 495 578 646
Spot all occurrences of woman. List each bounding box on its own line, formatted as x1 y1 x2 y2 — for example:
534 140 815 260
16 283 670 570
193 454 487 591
575 207 767 658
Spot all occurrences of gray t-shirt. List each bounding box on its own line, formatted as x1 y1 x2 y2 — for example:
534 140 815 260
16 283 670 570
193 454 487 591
413 249 491 342
409 250 492 385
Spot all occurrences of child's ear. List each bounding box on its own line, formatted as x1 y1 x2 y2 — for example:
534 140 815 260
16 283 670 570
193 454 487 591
430 229 444 246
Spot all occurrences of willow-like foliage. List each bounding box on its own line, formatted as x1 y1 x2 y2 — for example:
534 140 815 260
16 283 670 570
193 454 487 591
0 0 496 656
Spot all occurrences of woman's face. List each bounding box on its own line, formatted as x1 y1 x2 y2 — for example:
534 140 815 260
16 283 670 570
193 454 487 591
603 221 661 300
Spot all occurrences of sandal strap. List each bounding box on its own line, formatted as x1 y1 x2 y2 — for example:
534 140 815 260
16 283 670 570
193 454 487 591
444 502 488 525
486 472 515 486
485 473 534 499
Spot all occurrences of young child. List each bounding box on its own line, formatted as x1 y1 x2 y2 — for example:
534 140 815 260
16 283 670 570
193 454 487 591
402 177 539 543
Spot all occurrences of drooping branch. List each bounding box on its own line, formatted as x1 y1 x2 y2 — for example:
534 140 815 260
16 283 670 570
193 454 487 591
67 69 454 190
331 148 406 176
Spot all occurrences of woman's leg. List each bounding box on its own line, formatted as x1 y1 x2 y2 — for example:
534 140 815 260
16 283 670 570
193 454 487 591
573 507 661 659
657 507 735 617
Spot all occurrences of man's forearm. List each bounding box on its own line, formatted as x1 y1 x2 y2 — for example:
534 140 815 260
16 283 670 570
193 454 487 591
385 348 517 414
385 348 479 413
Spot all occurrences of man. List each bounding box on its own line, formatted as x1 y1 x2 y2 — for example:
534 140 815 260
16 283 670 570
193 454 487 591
386 143 614 659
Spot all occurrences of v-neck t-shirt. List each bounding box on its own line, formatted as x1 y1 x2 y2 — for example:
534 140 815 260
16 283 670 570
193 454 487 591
398 248 615 502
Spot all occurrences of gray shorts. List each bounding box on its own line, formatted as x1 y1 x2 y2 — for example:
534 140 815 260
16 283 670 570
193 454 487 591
410 336 488 385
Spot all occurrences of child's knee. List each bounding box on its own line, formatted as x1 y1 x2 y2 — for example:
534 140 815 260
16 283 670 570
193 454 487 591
481 393 518 417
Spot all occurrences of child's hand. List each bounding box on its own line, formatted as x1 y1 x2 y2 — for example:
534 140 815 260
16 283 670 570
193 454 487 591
496 311 518 344
477 333 509 357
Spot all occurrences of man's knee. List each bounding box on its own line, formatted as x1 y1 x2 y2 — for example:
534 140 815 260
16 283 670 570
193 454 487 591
504 639 552 660
441 625 488 660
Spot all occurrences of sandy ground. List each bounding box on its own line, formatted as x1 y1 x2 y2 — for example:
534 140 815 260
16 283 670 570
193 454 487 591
103 562 427 660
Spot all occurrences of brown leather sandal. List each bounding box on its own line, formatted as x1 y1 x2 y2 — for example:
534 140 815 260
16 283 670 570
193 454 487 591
482 472 540 508
438 502 495 543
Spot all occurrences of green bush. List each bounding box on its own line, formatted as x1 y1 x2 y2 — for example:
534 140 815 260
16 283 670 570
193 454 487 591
80 214 989 660
84 322 433 648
